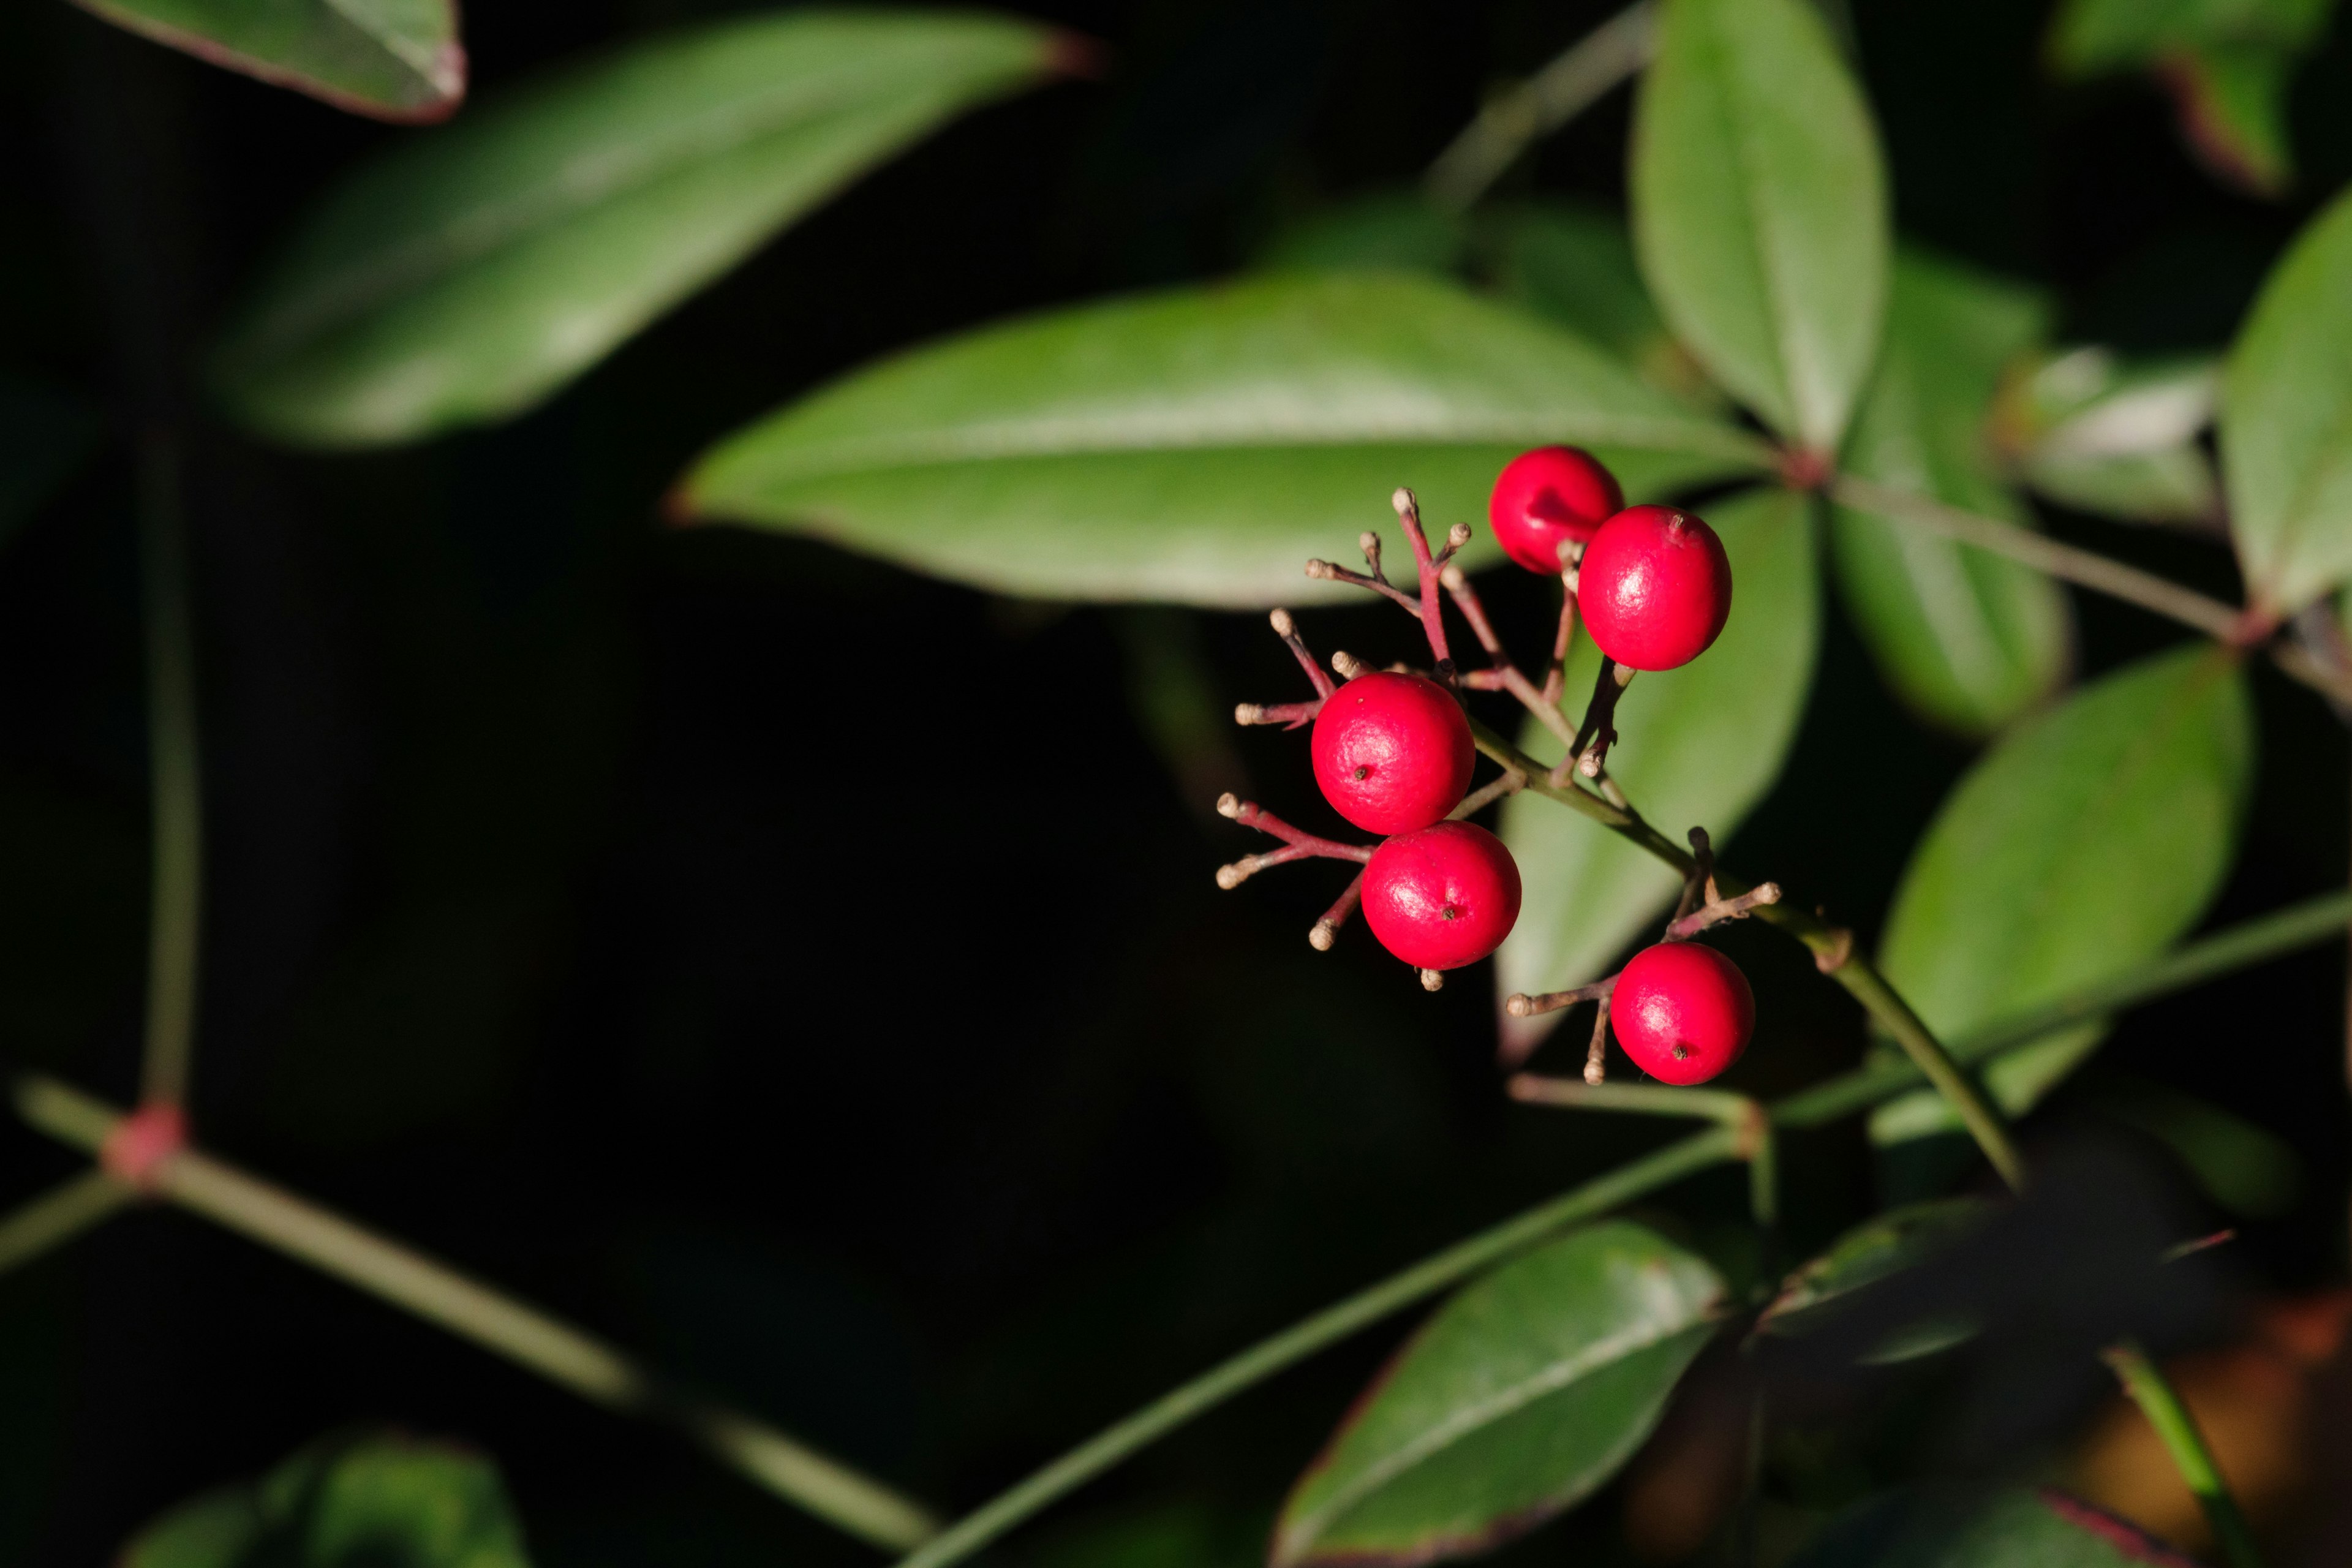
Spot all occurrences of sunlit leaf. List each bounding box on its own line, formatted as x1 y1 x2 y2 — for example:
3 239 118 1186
211 10 1071 448
1271 1222 1723 1568
2004 349 2222 526
1496 486 1816 1058
1872 646 2253 1145
1787 1486 2200 1567
120 1430 531 1567
682 273 1768 606
73 0 463 122
2222 184 2352 614
1831 251 2071 736
1630 0 1890 451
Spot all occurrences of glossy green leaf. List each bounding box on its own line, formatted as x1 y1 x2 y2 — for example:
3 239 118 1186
1831 252 2071 736
1258 193 1468 277
211 10 1068 448
0 372 100 551
682 273 1767 606
1761 1198 1989 1362
2047 0 2335 70
1872 646 2253 1145
72 0 462 122
2007 349 2220 526
2222 184 2352 613
1787 1487 2199 1568
120 1430 531 1568
1271 1221 1723 1568
1630 0 1890 451
1496 487 1817 1057
1487 202 1722 410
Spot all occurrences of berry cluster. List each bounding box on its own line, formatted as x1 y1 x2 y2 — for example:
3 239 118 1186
1218 446 1766 1087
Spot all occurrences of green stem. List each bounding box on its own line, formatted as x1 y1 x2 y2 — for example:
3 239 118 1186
2102 1339 2266 1568
1469 715 2026 1192
11 1076 940 1553
0 1170 133 1277
891 1125 1745 1568
137 431 202 1109
1423 2 1657 212
881 886 2352 1568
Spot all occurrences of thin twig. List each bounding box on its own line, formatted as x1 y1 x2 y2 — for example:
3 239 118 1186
1450 769 1526 820
138 431 202 1110
1503 975 1616 1020
1541 579 1580 708
1665 884 1782 940
1234 700 1322 729
1440 564 1577 748
1585 997 1611 1085
1391 489 1453 671
1308 871 1366 951
881 887 2352 1568
1305 557 1423 616
10 1074 940 1553
2102 1340 2266 1568
1216 794 1376 864
0 1170 132 1278
1424 2 1659 212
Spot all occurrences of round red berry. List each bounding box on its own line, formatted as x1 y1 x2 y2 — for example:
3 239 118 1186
1488 447 1626 575
1362 821 1523 971
1311 672 1474 835
1611 942 1754 1085
1577 505 1733 671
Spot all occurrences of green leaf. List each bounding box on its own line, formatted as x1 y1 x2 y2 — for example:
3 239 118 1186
1486 202 1722 410
2222 184 2352 613
1831 251 2070 736
2160 43 2298 194
2005 349 2220 526
1271 1221 1724 1568
681 273 1768 606
0 371 101 550
2084 1071 2300 1216
1630 0 1890 452
1871 646 2253 1145
1258 193 1468 277
121 1430 531 1567
1496 486 1818 1055
210 10 1068 448
1787 1487 2200 1568
2048 0 2335 72
1760 1198 1990 1362
72 0 462 122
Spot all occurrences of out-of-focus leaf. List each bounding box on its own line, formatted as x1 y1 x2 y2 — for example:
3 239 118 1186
2048 0 2333 195
1872 646 2253 1145
0 372 101 549
1486 202 1721 411
1785 1486 2200 1567
72 0 462 123
1270 1222 1723 1568
2222 185 2352 614
1831 251 2071 736
1761 1199 1991 1363
119 1430 531 1568
1496 487 1816 1057
211 10 1070 448
1630 0 1890 451
2085 1072 2300 1216
681 273 1767 607
1258 193 1468 277
2001 349 2221 526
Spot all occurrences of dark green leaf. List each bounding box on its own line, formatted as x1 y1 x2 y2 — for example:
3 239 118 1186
1630 0 1890 451
1786 1487 2199 1568
1257 194 1468 277
211 10 1068 448
2222 184 2352 613
1761 1199 1990 1362
682 273 1767 606
72 0 462 122
1830 251 2071 736
2047 0 2334 70
120 1430 531 1567
1872 646 2253 1145
0 371 100 550
1271 1221 1724 1568
2085 1071 2299 1216
1487 202 1722 410
1497 487 1817 1057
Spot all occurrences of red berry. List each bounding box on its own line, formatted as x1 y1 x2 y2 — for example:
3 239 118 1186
1362 821 1523 971
1488 446 1626 574
1311 672 1474 835
1577 505 1733 671
1611 943 1754 1085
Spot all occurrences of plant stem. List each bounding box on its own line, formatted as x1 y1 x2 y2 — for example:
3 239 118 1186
1424 2 1657 211
9 1076 940 1553
875 885 2352 1568
137 431 202 1109
0 1170 132 1277
1510 1077 1776 1226
2101 1339 2266 1568
1467 714 2027 1191
890 1124 1746 1568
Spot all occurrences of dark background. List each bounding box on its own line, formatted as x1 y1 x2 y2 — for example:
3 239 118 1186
1 1 2350 1564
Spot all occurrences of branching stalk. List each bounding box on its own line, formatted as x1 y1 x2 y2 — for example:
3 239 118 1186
0 1170 132 1278
138 431 202 1109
